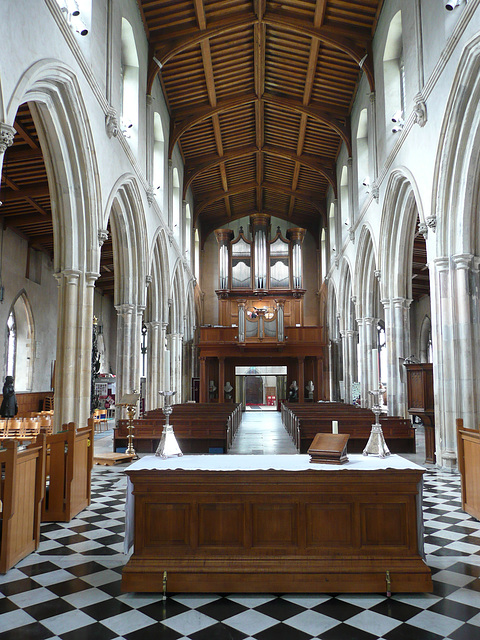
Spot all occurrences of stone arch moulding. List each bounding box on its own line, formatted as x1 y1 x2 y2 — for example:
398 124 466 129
170 259 186 334
337 257 354 332
104 174 148 308
379 168 423 300
355 224 378 319
147 229 170 325
433 33 480 257
7 59 102 274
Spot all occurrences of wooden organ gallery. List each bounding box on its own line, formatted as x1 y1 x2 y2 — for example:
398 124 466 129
199 214 327 404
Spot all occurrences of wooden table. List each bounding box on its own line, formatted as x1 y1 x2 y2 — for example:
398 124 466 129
123 454 432 594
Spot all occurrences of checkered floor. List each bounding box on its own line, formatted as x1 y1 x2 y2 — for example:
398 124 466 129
1 466 480 640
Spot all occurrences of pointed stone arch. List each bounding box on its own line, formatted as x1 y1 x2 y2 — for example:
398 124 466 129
105 175 148 406
379 168 424 415
5 59 102 429
429 33 480 465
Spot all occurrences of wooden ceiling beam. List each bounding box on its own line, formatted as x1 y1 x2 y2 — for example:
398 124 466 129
184 143 336 197
0 183 50 202
13 121 40 150
194 180 325 221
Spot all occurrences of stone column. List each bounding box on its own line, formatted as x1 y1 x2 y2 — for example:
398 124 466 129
146 321 161 410
53 270 98 431
114 303 136 418
170 333 183 401
161 322 168 392
382 297 411 416
363 317 376 407
356 318 366 406
345 329 358 404
431 255 480 468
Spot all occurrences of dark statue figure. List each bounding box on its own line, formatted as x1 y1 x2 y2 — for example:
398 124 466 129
0 376 18 418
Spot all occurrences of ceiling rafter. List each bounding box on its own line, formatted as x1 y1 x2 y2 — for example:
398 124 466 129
194 179 325 221
169 91 350 158
184 143 336 198
148 11 373 94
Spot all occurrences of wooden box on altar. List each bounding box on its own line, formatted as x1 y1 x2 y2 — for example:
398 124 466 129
308 433 349 464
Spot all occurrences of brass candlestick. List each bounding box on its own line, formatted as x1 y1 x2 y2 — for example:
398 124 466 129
363 389 391 458
155 390 183 458
118 392 140 459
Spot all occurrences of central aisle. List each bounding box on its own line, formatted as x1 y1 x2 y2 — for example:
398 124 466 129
228 408 298 454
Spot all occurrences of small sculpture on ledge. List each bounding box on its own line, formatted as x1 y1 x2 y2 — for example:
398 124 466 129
224 381 233 400
155 390 183 459
288 380 299 402
363 389 391 458
306 380 314 400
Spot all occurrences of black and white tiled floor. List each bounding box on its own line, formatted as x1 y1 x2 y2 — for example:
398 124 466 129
1 425 480 639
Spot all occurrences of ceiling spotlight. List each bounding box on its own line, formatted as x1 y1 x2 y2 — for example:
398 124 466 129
362 177 370 187
391 110 403 123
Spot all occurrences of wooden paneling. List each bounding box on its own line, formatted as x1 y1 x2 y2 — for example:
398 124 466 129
123 463 431 594
457 420 480 520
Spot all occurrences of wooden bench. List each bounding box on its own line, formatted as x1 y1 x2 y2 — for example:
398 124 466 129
114 404 241 454
282 402 415 454
0 435 46 573
42 420 94 522
456 418 480 520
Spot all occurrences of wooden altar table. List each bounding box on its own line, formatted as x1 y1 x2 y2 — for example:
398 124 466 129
122 454 432 594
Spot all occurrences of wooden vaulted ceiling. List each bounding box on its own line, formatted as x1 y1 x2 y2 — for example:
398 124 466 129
138 0 383 241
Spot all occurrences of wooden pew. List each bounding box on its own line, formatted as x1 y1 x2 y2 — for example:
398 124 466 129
114 404 241 453
456 418 480 519
281 402 415 454
0 435 46 573
42 420 94 522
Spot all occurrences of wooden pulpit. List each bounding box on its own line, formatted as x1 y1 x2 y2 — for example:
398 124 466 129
404 363 435 464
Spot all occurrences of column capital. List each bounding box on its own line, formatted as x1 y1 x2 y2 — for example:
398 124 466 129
452 253 475 270
85 272 100 287
115 303 136 316
98 229 109 246
53 269 82 285
0 122 16 154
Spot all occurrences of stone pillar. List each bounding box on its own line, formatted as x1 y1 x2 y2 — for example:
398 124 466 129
54 270 98 431
431 255 480 468
363 317 376 407
382 297 411 416
114 303 137 418
345 329 358 404
170 333 183 401
146 321 161 410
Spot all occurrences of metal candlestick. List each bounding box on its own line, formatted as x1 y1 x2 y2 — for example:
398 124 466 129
118 392 140 460
363 388 391 458
155 390 183 458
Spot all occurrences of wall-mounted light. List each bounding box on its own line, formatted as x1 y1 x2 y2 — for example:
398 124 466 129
445 0 465 10
391 112 404 133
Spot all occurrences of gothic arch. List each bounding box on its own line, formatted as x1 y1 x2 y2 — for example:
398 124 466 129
433 33 480 256
105 175 148 307
379 168 423 300
7 59 101 273
147 228 170 324
355 225 378 318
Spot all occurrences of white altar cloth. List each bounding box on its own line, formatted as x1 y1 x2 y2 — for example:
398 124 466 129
124 454 425 553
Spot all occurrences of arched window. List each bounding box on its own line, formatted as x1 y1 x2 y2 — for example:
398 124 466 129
377 320 387 386
6 311 16 378
383 11 405 136
340 165 349 227
356 109 369 200
121 18 139 150
328 201 336 264
194 228 200 279
5 293 35 391
172 168 180 244
184 203 191 263
153 112 164 194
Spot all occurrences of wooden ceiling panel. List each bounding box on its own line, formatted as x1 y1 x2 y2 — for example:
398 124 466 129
224 155 256 184
296 164 329 194
263 103 302 151
324 0 381 31
180 118 218 157
218 104 256 149
303 118 341 158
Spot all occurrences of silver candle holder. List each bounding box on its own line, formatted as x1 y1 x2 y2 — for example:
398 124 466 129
155 390 183 458
363 388 391 458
